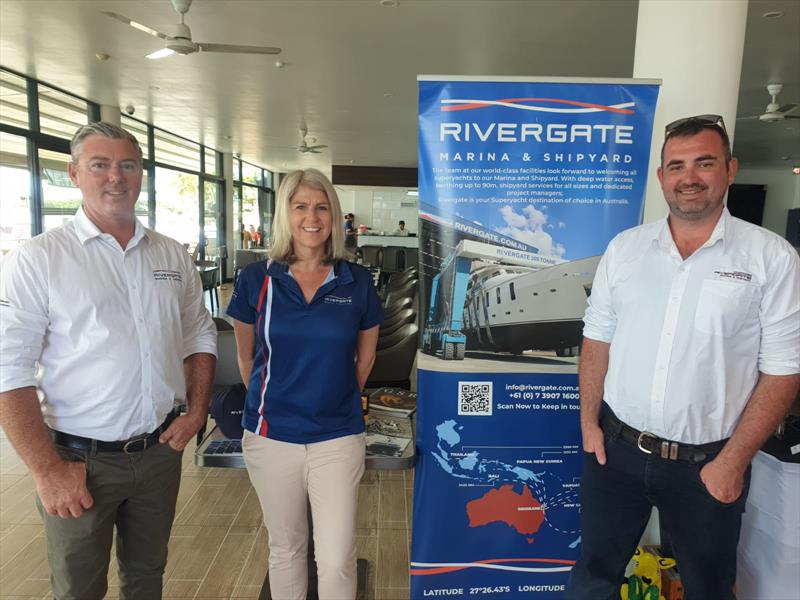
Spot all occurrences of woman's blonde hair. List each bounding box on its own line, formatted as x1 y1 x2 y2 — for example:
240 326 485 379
269 169 346 264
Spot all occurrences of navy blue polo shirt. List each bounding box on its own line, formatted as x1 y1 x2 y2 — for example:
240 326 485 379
226 260 383 444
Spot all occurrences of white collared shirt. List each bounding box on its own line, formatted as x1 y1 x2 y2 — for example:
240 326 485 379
583 208 800 444
0 207 217 440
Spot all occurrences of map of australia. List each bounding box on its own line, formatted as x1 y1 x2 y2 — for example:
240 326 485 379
432 419 580 548
467 484 546 544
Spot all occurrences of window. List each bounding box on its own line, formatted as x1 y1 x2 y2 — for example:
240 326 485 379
203 181 219 255
121 115 150 161
38 85 88 139
0 132 31 255
241 185 260 247
135 171 149 217
0 70 29 129
242 162 261 186
204 147 218 176
155 167 199 246
154 129 200 171
496 287 501 304
509 282 516 301
232 184 242 249
40 148 81 232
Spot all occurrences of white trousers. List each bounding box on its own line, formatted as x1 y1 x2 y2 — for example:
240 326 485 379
243 431 366 600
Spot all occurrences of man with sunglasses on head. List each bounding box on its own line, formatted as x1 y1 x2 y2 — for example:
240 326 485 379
0 122 217 599
565 115 800 600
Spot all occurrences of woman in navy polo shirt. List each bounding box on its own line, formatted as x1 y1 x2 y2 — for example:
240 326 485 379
227 169 382 600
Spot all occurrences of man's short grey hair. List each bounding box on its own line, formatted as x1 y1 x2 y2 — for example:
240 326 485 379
70 121 143 164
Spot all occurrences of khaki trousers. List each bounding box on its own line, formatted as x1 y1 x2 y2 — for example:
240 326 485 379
243 431 365 600
36 441 183 600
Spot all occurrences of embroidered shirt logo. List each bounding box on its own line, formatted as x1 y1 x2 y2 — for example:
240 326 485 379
153 269 182 282
324 295 352 305
713 270 752 283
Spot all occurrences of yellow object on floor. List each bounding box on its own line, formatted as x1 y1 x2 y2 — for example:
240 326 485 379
620 546 676 600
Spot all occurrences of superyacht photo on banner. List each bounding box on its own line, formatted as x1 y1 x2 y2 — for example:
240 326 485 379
411 76 660 599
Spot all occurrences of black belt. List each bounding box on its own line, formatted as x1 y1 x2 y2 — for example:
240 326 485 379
601 411 727 464
51 411 178 454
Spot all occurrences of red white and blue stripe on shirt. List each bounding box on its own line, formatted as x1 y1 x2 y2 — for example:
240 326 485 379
227 259 383 444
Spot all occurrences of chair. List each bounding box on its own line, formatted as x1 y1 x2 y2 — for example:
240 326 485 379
196 260 220 314
379 308 415 334
382 297 413 319
360 246 383 269
196 329 244 445
382 247 405 274
234 249 264 283
377 320 417 350
404 248 419 271
379 310 417 338
384 279 418 307
366 323 419 390
215 330 243 386
213 245 229 281
383 269 418 296
213 316 234 331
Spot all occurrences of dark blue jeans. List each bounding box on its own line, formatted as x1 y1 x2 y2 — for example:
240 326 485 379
565 412 750 600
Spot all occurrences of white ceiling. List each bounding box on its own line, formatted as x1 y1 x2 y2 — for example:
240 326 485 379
0 0 797 173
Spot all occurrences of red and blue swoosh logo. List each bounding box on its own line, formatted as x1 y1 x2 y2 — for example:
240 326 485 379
441 98 634 114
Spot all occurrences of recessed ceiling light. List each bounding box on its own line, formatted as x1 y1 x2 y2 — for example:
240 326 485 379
383 92 392 98
95 53 111 61
762 10 784 18
275 60 286 69
380 0 399 6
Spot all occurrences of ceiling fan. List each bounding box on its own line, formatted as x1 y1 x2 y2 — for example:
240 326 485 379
103 0 281 60
297 127 328 154
738 83 799 123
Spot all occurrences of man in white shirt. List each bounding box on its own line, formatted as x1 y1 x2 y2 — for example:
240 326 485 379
565 115 800 600
393 220 410 236
0 122 217 600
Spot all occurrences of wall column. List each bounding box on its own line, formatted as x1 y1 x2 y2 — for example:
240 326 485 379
631 0 749 544
222 152 235 279
99 105 121 125
633 0 748 223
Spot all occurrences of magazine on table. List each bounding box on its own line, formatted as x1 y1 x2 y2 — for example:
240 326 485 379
368 387 417 417
365 433 412 458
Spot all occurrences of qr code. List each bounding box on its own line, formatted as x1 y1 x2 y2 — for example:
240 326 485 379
458 381 492 416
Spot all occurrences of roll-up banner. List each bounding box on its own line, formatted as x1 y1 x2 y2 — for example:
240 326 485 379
412 76 660 599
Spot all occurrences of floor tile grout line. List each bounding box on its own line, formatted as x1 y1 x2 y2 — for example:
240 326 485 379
191 468 257 600
173 461 214 523
0 521 41 571
230 489 261 592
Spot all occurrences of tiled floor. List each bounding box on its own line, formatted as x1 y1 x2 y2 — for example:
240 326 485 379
0 431 414 599
0 283 415 599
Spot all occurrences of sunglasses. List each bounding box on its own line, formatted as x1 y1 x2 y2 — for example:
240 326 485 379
665 114 727 135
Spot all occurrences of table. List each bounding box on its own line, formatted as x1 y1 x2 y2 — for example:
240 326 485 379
195 403 415 599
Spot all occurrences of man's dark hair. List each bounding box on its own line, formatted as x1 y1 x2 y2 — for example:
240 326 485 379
660 120 732 165
399 220 405 226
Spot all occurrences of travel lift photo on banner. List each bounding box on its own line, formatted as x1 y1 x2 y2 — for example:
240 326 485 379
411 76 660 599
